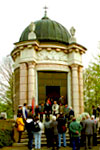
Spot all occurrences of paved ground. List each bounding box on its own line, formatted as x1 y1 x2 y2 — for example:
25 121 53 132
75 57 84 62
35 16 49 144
1 145 100 150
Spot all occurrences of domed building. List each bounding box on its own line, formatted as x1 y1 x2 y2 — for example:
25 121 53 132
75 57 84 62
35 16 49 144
11 12 87 117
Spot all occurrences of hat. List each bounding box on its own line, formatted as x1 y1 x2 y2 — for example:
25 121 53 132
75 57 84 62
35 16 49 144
18 105 22 107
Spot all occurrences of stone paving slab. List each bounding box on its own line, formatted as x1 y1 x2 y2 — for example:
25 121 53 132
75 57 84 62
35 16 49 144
1 145 100 150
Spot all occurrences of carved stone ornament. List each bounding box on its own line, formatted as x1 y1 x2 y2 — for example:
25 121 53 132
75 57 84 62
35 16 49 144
28 22 36 40
70 26 76 37
37 50 67 62
69 26 77 43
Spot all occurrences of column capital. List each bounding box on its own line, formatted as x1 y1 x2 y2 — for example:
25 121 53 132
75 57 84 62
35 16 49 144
78 65 83 71
70 64 79 70
28 62 36 69
20 62 27 69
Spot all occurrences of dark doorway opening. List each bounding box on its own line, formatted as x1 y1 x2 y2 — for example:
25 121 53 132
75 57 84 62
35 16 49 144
46 86 60 101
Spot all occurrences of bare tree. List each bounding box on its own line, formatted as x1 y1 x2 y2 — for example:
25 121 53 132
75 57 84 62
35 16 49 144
0 56 14 117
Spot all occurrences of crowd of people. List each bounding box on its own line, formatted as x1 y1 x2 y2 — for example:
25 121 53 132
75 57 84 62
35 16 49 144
15 98 100 150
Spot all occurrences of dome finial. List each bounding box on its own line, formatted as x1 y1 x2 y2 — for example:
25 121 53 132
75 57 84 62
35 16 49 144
43 6 48 18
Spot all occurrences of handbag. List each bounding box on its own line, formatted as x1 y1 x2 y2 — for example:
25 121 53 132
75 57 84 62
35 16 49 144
62 125 67 132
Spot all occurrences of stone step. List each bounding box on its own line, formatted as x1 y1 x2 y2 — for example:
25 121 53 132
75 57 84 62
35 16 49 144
20 130 71 145
19 128 100 146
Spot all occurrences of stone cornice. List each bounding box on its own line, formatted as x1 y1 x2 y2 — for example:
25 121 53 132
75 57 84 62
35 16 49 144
67 43 87 54
11 40 87 62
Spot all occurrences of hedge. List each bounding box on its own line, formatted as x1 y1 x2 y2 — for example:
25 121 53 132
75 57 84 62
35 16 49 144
0 129 13 147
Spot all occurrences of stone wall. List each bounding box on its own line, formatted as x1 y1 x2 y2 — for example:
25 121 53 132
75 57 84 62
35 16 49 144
0 120 14 130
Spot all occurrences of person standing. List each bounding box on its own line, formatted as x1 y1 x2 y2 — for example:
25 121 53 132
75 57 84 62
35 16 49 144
59 96 65 105
22 103 28 121
68 107 74 120
68 115 73 147
33 116 43 150
50 115 59 150
97 105 100 121
91 115 98 146
92 105 96 119
59 103 64 114
39 103 45 122
44 117 52 149
52 101 59 116
44 99 51 119
26 113 34 150
69 117 82 150
17 105 22 116
80 116 86 147
16 113 24 143
35 105 40 117
84 114 95 150
57 113 67 148
63 104 69 122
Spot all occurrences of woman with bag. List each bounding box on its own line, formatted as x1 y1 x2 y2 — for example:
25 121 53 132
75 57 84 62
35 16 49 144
33 116 43 149
16 113 24 143
57 112 67 148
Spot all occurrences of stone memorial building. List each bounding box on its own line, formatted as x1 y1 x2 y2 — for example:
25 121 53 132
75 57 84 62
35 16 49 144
11 12 87 117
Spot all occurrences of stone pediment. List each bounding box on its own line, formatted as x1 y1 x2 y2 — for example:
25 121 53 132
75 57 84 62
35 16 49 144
37 50 67 62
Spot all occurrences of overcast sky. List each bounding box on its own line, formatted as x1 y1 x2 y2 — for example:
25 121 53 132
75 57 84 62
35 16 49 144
0 0 100 68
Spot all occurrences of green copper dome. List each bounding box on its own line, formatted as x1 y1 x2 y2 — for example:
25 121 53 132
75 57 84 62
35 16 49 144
19 16 71 44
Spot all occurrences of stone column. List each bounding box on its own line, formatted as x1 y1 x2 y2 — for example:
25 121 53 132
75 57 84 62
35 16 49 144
67 70 72 107
71 64 79 116
19 63 28 105
79 66 84 113
28 62 36 105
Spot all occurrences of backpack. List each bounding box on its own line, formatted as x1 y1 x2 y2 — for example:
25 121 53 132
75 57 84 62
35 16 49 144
34 122 40 132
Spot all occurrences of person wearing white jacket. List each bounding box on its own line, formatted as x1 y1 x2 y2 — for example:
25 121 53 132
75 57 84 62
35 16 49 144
33 116 43 149
52 101 59 116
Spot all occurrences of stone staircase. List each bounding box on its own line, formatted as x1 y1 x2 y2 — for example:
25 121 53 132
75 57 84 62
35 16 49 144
13 128 100 147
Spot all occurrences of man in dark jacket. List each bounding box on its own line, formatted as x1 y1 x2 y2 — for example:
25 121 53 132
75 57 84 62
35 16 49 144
44 117 52 148
57 113 67 148
26 113 34 150
68 107 74 120
44 100 51 119
69 117 82 150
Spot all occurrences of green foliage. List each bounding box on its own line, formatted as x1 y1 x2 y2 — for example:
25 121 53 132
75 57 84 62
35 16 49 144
0 103 13 118
83 54 100 114
0 129 13 147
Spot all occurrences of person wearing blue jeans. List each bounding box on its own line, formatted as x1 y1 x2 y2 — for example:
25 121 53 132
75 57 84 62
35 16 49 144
57 113 67 148
34 132 41 149
28 132 34 150
33 116 43 150
58 132 66 147
72 137 80 150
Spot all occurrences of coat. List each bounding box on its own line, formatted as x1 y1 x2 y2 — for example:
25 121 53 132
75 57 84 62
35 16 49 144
50 120 58 135
26 118 34 133
16 117 24 131
52 104 59 114
69 120 82 137
57 115 66 133
84 118 94 135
